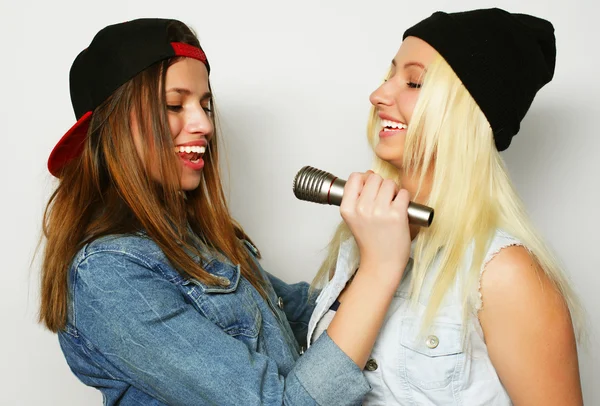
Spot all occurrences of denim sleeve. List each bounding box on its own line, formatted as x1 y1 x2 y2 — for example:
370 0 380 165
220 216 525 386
73 251 369 406
266 272 318 349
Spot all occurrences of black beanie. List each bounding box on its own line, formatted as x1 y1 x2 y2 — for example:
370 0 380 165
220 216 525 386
403 8 556 151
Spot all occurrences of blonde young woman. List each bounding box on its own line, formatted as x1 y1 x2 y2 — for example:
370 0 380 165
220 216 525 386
308 8 583 405
40 18 414 405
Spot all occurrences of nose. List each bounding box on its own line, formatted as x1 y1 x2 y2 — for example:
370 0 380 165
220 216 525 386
369 80 395 108
185 104 213 138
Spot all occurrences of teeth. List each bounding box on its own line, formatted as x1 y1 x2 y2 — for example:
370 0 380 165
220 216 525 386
381 119 407 130
176 146 206 154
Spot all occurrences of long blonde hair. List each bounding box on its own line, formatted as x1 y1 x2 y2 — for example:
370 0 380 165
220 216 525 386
313 55 583 336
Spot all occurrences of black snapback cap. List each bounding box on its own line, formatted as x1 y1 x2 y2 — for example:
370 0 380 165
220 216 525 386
48 18 209 177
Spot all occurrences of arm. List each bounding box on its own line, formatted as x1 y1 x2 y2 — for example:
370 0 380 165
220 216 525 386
73 251 369 406
327 173 412 368
266 272 316 349
478 245 582 405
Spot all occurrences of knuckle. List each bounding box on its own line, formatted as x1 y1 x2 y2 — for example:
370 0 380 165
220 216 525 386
350 172 365 182
356 204 369 217
384 180 397 194
346 173 358 185
390 209 403 222
398 189 410 201
373 208 385 219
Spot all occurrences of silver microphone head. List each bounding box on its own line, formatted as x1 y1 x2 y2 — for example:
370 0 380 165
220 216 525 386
293 165 434 227
292 166 346 206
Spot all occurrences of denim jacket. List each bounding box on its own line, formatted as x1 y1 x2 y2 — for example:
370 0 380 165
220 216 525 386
58 233 370 405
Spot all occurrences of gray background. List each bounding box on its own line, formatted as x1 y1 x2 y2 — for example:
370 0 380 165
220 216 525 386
1 0 597 404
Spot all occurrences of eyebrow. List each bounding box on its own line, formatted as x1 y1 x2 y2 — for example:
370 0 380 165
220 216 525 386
166 88 212 100
391 60 426 70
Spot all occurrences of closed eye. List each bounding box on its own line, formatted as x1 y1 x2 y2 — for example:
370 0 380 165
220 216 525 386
167 105 183 112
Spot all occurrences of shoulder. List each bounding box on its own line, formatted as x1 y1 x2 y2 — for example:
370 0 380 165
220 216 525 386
79 234 166 263
481 244 542 297
479 229 531 292
71 234 173 284
479 242 570 329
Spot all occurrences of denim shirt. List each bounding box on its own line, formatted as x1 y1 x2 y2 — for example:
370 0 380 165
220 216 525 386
58 233 370 405
309 230 520 405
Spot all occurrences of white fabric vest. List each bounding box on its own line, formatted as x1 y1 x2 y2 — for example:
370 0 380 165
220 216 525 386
308 230 522 405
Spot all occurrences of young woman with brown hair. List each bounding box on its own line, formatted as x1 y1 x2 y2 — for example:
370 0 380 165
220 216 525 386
40 18 413 405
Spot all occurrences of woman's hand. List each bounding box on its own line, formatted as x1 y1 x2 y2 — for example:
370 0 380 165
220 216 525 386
340 171 412 280
326 171 413 367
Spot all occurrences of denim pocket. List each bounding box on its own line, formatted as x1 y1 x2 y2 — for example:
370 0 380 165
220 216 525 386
179 260 262 347
400 318 463 390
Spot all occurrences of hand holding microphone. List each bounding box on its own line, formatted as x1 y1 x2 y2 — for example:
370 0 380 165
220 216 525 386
293 165 431 276
292 166 434 227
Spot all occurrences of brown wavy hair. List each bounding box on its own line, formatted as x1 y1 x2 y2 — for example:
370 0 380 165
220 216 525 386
40 21 266 332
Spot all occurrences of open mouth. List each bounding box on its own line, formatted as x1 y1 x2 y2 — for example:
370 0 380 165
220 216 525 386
381 118 408 131
175 145 206 170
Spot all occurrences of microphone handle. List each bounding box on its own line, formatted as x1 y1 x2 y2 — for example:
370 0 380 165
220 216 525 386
327 178 434 228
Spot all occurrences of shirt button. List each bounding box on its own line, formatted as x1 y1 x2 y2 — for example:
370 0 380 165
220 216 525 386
277 297 284 309
299 346 305 355
217 276 231 287
426 335 439 349
365 358 378 371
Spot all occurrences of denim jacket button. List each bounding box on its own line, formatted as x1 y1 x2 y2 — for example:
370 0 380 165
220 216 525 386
277 297 284 309
365 358 378 371
426 335 439 349
217 276 231 287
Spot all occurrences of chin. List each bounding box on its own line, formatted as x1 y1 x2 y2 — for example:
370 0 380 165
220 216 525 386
181 174 202 191
375 145 404 169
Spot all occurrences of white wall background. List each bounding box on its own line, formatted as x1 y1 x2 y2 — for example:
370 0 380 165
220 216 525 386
1 0 597 404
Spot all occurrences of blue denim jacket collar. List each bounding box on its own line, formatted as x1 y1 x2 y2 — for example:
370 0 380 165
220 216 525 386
133 228 255 294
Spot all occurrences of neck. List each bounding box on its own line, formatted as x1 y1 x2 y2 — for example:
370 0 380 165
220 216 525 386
399 168 434 241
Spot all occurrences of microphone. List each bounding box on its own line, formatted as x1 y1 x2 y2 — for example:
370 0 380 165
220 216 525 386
292 166 434 227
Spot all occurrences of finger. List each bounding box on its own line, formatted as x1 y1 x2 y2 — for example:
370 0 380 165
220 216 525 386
392 188 411 212
341 172 367 210
356 174 383 209
374 179 398 210
356 171 374 184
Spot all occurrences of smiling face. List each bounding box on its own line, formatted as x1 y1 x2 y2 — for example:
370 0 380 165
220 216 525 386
132 57 213 191
165 58 214 190
369 36 438 169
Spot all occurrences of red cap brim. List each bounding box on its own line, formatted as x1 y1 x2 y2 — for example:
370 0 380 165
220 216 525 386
48 111 92 177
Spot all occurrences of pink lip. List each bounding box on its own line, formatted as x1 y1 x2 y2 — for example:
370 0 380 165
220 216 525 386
379 128 404 138
378 112 404 123
179 156 205 170
176 139 208 147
